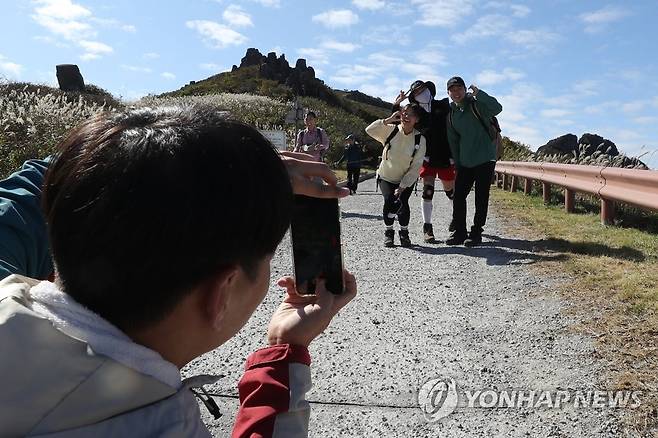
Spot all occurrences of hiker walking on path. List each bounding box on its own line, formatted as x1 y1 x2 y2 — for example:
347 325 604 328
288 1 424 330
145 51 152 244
446 76 502 247
393 80 455 243
365 104 426 248
294 111 330 162
334 134 365 194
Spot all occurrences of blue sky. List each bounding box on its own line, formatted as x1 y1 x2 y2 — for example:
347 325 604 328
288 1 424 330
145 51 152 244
1 0 657 167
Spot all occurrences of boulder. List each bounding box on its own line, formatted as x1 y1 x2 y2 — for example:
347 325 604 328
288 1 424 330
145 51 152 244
56 64 85 92
240 48 264 67
578 133 619 156
536 134 578 156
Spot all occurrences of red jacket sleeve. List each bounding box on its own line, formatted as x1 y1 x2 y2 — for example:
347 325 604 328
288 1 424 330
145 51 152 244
232 344 311 438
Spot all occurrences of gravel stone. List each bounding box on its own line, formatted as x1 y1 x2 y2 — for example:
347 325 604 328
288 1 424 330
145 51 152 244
183 177 623 437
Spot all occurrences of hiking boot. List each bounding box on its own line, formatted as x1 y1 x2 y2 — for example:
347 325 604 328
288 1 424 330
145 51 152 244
384 229 395 247
465 227 483 247
399 229 412 247
423 223 435 243
445 231 467 246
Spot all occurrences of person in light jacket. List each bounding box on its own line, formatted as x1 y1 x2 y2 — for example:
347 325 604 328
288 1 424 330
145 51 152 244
0 104 356 437
366 103 426 247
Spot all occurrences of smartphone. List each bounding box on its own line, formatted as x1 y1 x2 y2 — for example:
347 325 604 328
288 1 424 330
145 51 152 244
290 195 344 295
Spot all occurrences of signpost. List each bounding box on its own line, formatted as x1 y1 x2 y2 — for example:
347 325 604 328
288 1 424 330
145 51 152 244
259 129 287 151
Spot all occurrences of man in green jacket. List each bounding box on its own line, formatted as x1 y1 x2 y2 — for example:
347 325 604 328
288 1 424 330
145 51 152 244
445 76 502 246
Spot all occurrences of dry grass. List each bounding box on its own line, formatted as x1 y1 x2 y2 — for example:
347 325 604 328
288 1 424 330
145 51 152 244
490 187 658 436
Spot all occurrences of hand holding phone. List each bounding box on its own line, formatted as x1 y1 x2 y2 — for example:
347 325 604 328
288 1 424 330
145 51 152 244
267 271 356 347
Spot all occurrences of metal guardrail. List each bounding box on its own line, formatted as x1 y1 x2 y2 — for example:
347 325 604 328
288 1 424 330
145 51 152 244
494 161 658 225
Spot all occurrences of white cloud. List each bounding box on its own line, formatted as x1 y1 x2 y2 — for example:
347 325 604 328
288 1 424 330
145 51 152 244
413 47 447 66
312 9 359 29
540 109 572 118
297 48 329 65
510 4 531 17
475 68 525 86
0 54 22 78
504 29 560 51
580 6 630 33
361 25 412 45
571 79 600 96
32 0 119 60
32 0 94 40
633 116 658 125
78 40 113 61
248 0 280 7
412 0 475 27
359 75 406 102
33 35 70 48
452 14 510 44
91 18 136 33
330 65 378 85
143 52 160 59
352 0 386 10
223 5 253 27
621 102 646 113
367 52 400 67
161 72 176 80
321 40 360 52
584 100 619 115
33 0 91 21
484 2 530 18
122 65 153 73
653 97 658 108
186 20 248 48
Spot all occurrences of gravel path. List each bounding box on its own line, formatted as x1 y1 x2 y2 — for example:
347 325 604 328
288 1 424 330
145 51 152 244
183 177 625 437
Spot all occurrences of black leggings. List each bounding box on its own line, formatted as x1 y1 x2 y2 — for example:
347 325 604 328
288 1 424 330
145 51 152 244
347 166 361 191
379 179 413 226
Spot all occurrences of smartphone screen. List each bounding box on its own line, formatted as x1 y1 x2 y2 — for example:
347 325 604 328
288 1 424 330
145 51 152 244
290 195 344 295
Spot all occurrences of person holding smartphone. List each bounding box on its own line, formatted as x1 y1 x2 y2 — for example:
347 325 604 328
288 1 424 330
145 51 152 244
365 103 426 247
0 105 356 437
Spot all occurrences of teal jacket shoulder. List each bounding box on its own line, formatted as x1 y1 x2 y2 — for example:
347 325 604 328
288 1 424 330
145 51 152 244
0 158 53 280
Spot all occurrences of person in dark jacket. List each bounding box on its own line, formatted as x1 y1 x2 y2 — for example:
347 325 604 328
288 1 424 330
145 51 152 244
393 80 455 243
0 158 53 281
445 76 503 246
334 134 365 194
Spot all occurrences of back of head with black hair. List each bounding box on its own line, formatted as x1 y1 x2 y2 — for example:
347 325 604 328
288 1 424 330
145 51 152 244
43 105 293 332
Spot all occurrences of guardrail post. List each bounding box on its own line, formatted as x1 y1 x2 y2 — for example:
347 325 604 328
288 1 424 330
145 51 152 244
503 174 508 190
601 199 615 225
542 182 551 204
497 173 503 188
524 178 532 195
510 176 518 192
565 189 575 213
